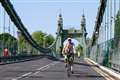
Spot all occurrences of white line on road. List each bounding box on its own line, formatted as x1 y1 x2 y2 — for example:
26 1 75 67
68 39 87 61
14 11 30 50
33 71 40 75
21 72 32 77
36 63 50 70
11 61 59 80
33 61 59 75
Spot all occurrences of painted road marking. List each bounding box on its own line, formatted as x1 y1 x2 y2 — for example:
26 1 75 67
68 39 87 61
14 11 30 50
33 71 40 75
36 63 50 70
34 61 59 75
11 61 59 80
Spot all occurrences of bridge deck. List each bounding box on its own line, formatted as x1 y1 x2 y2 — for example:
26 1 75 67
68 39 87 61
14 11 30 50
0 58 110 80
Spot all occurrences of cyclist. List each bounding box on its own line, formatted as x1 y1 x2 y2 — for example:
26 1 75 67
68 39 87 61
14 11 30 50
62 38 75 72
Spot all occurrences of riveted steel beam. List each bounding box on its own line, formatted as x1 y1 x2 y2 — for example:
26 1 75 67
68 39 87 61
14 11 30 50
91 0 107 46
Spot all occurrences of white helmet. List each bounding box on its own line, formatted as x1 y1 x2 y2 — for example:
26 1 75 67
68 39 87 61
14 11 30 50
67 38 72 41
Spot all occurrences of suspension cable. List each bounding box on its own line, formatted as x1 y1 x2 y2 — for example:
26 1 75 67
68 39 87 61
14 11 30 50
3 9 6 50
119 0 120 11
107 0 109 41
110 0 112 39
8 17 11 33
114 0 116 39
0 0 51 53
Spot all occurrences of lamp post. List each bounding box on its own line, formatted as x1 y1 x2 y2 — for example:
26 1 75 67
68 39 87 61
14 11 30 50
95 31 99 44
17 30 21 54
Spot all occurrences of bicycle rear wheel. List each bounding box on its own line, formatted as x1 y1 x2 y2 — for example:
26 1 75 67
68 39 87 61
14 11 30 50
66 63 71 77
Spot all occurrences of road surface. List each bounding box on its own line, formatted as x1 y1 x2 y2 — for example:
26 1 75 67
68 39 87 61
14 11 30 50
0 58 112 80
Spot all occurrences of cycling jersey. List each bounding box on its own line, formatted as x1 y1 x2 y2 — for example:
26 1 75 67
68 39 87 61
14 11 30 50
63 42 74 54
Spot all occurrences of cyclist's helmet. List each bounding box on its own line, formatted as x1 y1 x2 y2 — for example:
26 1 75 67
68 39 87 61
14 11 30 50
68 38 72 42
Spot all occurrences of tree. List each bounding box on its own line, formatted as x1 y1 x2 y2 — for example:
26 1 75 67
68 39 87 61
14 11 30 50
45 34 55 47
76 44 83 53
18 34 26 53
114 10 120 38
0 33 18 54
68 27 75 32
75 44 83 57
114 10 120 48
17 30 55 55
32 31 55 47
32 31 46 46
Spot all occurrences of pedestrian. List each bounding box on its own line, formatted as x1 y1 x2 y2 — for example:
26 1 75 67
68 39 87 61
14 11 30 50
3 47 9 57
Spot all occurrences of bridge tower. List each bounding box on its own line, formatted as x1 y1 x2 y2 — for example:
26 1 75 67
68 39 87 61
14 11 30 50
81 14 86 35
56 13 63 55
56 13 87 58
80 13 87 58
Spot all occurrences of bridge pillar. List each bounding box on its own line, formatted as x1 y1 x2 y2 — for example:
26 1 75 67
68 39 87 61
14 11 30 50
56 13 63 56
80 14 87 58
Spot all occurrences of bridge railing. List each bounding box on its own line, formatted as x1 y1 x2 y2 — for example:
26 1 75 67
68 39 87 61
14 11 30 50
0 35 59 64
48 35 61 59
87 37 120 72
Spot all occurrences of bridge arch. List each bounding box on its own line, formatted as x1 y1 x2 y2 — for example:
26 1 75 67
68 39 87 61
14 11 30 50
55 13 87 58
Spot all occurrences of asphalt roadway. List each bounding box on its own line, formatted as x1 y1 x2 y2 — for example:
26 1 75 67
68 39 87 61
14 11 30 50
0 57 112 80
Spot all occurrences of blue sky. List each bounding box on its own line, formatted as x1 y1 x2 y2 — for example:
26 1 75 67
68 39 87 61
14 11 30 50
1 0 120 46
9 0 99 38
0 0 100 46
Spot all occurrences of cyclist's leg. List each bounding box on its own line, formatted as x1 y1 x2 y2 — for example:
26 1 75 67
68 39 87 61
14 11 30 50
63 54 67 67
70 53 74 73
69 53 74 64
71 53 74 64
64 54 67 62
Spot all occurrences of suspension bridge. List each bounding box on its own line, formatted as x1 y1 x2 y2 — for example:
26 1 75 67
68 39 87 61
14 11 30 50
0 0 120 80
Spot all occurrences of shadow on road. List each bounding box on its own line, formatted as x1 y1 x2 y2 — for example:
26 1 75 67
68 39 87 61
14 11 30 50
58 59 99 68
72 74 104 78
73 62 99 67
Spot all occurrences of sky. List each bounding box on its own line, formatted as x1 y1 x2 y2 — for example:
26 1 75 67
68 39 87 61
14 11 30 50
0 0 100 46
1 0 120 46
9 0 99 37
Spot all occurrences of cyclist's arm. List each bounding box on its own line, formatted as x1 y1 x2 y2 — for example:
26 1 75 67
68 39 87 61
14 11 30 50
62 45 66 54
73 43 76 54
62 43 68 54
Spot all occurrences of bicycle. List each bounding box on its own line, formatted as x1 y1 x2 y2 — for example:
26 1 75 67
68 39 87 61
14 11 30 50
65 54 74 77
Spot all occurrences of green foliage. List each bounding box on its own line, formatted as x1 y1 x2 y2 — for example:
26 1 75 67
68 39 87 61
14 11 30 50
32 31 55 47
75 44 83 53
18 34 27 50
68 27 75 32
114 10 120 38
45 34 55 47
32 31 46 46
0 33 18 53
0 33 17 47
18 30 55 54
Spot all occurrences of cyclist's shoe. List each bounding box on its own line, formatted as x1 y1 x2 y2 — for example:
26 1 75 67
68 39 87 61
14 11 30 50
71 71 74 74
65 63 67 68
71 66 73 74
